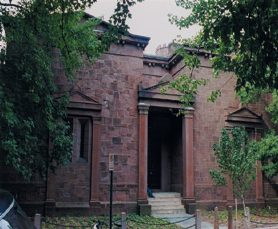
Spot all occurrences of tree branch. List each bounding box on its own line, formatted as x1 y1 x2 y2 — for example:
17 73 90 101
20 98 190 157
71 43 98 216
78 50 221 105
0 2 23 9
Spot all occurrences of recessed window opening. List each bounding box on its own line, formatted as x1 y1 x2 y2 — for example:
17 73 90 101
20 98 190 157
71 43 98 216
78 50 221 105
79 119 89 161
67 116 91 162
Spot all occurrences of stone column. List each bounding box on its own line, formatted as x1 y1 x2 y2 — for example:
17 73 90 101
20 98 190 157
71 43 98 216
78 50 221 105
138 103 150 215
182 108 195 213
255 131 264 204
90 117 101 205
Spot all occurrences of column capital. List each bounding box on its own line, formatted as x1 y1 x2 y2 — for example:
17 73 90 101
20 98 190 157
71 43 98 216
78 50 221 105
138 103 150 114
183 107 194 118
92 116 101 122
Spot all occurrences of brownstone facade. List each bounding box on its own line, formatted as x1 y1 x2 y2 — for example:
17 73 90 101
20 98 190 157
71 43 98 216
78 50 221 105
1 21 277 215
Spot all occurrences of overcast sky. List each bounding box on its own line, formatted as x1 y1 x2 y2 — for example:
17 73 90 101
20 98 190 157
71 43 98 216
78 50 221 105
88 0 200 54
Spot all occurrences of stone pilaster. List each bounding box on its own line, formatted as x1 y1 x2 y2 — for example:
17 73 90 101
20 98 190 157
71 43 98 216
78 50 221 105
254 131 264 205
137 103 151 215
182 107 196 213
90 117 101 206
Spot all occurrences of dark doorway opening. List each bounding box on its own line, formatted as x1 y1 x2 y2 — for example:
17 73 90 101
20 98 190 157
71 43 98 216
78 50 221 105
148 108 182 192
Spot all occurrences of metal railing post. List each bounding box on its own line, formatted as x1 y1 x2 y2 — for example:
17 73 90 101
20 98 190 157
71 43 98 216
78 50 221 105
121 212 127 229
227 205 233 229
214 206 219 229
33 213 41 229
196 209 201 229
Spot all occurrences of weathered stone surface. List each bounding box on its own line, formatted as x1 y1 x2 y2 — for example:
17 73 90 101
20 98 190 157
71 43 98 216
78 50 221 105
0 34 275 216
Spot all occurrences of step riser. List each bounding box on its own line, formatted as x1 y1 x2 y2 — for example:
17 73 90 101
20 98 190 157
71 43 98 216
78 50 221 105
149 197 182 201
152 209 186 214
152 193 181 198
152 205 184 210
151 213 189 218
150 203 182 207
148 192 185 216
148 200 182 205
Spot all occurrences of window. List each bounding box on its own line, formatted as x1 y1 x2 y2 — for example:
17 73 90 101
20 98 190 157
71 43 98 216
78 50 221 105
79 119 90 161
67 116 91 162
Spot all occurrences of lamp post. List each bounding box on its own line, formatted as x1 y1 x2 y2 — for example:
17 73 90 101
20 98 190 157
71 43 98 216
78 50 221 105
109 154 114 229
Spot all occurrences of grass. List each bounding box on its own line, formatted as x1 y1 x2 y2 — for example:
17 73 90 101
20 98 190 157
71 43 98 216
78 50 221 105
42 214 181 229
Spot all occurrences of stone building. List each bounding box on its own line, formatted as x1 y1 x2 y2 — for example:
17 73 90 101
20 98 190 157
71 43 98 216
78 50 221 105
0 16 277 216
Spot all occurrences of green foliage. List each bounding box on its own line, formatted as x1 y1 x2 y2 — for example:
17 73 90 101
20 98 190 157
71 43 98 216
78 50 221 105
266 90 278 125
252 131 278 178
172 0 278 179
249 90 278 180
209 169 226 186
210 127 258 200
42 215 180 229
0 0 141 180
236 83 265 105
161 37 206 110
207 89 221 102
171 0 278 91
164 74 206 111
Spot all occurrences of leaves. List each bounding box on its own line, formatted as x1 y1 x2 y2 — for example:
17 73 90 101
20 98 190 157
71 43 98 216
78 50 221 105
162 36 207 111
162 74 206 111
252 131 278 178
208 89 221 102
0 0 141 180
172 0 278 91
211 127 258 200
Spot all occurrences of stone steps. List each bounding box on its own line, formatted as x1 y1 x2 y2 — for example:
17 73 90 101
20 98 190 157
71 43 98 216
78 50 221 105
148 192 186 217
148 198 182 205
152 192 181 198
151 204 185 210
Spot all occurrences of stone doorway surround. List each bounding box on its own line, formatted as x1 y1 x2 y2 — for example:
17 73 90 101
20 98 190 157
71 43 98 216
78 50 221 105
225 107 266 206
137 78 196 214
45 90 102 213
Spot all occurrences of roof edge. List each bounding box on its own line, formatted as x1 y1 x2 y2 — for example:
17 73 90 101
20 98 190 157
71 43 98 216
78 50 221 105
84 12 150 47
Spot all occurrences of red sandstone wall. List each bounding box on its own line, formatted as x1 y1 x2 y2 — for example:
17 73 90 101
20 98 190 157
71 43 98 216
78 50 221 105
171 55 274 207
54 43 147 204
0 153 46 214
143 64 169 88
2 41 276 213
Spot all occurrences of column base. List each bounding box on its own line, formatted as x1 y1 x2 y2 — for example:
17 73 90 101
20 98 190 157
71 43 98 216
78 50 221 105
182 198 196 214
138 199 151 215
45 199 56 216
226 199 234 207
89 200 101 207
256 198 265 208
45 199 55 206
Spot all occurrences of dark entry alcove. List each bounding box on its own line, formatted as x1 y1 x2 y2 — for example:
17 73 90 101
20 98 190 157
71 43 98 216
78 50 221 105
148 108 182 192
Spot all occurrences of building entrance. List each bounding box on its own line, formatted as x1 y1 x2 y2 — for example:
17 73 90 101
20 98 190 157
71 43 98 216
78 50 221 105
148 108 182 192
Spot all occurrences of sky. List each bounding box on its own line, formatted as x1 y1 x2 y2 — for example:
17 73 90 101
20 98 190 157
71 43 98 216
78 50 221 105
88 0 200 54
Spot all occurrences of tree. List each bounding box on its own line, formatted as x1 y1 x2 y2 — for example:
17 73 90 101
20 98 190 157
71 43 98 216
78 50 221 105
210 127 258 214
170 0 278 178
171 0 277 91
0 0 141 180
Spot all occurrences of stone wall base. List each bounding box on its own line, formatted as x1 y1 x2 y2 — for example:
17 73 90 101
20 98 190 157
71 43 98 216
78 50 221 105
20 201 138 216
182 198 196 214
138 203 151 215
196 199 267 211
